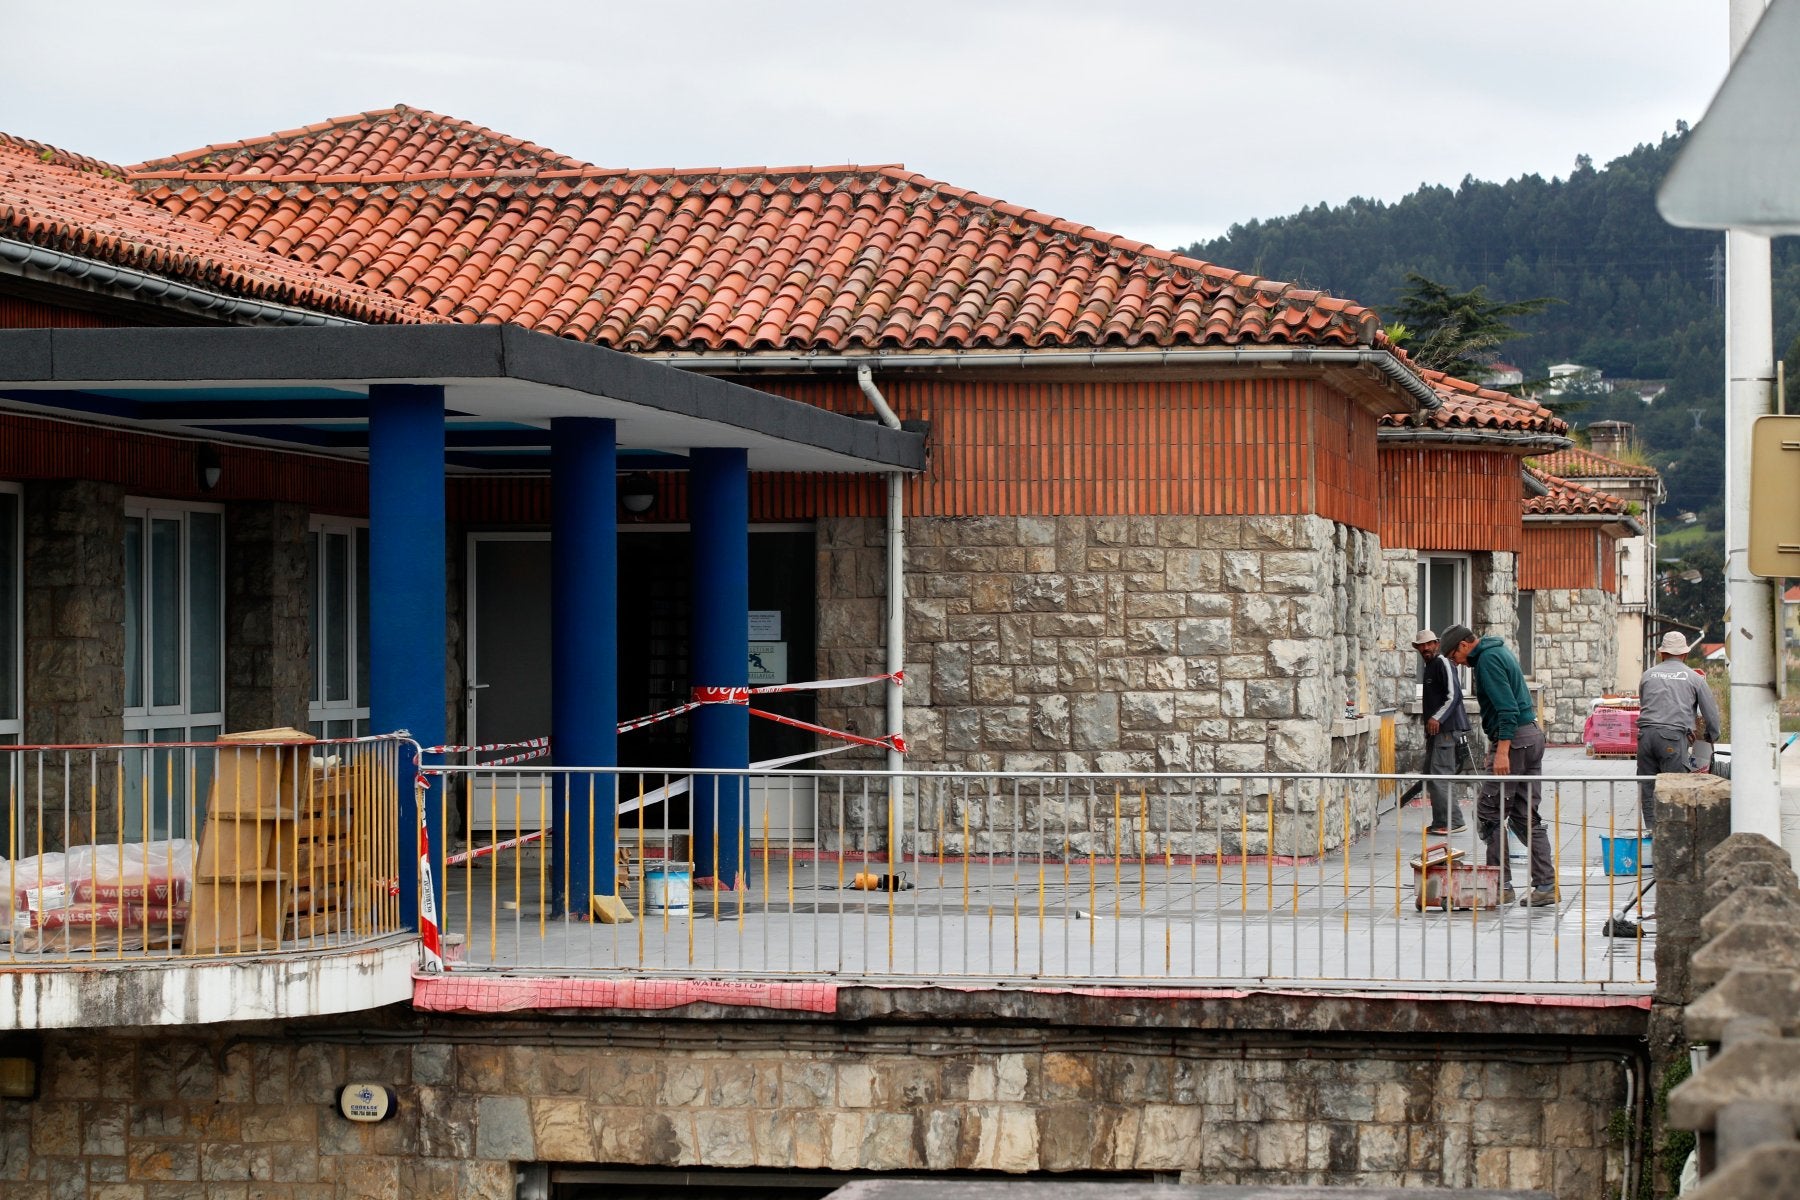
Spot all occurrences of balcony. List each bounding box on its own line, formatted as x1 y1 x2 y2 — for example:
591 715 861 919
1 733 416 1029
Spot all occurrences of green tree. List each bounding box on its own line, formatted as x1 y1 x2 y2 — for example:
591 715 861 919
1389 272 1559 381
1657 541 1726 641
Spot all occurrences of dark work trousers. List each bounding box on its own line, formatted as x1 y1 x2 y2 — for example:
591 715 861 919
1476 721 1553 893
1423 730 1466 829
1636 722 1692 830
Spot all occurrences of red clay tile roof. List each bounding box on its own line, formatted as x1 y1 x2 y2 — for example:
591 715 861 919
2 135 439 326
129 105 592 179
127 106 1385 353
1380 369 1567 434
1533 445 1660 478
1524 467 1630 517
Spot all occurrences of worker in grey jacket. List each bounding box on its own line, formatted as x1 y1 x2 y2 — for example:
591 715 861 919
1636 631 1722 828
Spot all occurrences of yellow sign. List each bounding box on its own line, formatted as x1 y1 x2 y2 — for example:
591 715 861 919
1750 415 1800 578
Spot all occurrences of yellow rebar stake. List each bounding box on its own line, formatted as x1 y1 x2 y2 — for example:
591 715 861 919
636 776 647 963
1342 781 1351 937
1011 895 1019 974
961 805 970 912
1239 802 1248 912
1112 787 1122 921
1580 790 1589 966
1305 783 1319 916
1265 791 1275 912
537 776 547 938
1138 788 1147 911
1087 823 1098 946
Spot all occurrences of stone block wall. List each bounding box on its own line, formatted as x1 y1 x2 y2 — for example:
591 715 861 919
1530 588 1619 744
21 481 125 845
22 480 125 750
1 1014 1627 1197
1378 549 1425 764
817 514 1387 856
224 501 312 732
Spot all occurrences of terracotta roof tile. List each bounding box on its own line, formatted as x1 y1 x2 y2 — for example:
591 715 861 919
1524 467 1630 517
1533 445 1660 479
1380 368 1568 435
128 105 591 178
0 137 438 325
124 108 1387 354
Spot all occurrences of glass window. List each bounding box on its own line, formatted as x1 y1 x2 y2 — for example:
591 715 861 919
1417 554 1471 637
1517 591 1536 677
123 500 226 838
309 517 371 737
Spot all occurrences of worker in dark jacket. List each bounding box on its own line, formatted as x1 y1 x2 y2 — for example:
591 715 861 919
1413 628 1470 834
1636 631 1722 829
1441 625 1556 907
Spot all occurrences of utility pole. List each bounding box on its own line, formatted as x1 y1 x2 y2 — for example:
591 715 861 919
1723 0 1782 842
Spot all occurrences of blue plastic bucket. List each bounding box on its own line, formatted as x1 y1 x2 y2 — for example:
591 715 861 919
644 864 693 912
1600 835 1652 876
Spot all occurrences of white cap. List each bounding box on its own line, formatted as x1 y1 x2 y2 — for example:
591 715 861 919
1660 631 1693 656
1412 628 1438 646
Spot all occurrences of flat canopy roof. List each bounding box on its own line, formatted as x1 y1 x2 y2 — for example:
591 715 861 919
0 324 926 474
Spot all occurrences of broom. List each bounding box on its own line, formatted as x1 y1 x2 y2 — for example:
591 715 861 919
1601 877 1656 938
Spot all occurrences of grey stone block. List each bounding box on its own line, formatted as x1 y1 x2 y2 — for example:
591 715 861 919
1702 886 1800 942
1685 967 1800 1042
1705 832 1797 878
1692 921 1800 989
1667 1038 1800 1131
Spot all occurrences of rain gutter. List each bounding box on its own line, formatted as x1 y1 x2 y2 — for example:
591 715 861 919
1378 427 1573 453
0 236 362 327
661 347 1443 412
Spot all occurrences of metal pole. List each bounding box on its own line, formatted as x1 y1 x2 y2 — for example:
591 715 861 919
1724 0 1782 843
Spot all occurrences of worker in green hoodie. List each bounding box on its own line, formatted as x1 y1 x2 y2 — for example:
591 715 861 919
1440 624 1556 908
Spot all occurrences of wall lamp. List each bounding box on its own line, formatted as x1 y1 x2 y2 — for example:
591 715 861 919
197 444 223 493
617 473 657 515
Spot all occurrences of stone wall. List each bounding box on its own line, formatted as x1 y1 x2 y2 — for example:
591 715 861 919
816 514 1384 855
22 480 125 750
1 1007 1629 1197
20 481 125 845
224 501 312 732
1530 588 1619 744
1378 549 1425 764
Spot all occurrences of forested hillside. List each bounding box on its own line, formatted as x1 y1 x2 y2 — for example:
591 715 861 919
1185 128 1800 527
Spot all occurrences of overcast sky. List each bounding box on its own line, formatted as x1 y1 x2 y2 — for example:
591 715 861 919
3 1 1732 253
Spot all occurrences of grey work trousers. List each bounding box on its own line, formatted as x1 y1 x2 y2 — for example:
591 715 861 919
1475 721 1554 893
1636 722 1692 830
1423 730 1466 829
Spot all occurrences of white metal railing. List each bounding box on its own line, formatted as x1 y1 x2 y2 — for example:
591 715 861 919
430 764 1659 993
1 734 407 962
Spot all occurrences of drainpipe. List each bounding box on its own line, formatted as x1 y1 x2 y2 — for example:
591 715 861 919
856 365 906 870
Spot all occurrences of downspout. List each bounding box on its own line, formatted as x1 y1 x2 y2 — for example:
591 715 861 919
856 365 906 871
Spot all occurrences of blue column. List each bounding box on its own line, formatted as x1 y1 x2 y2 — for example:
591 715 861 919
551 417 618 916
689 448 750 889
368 384 446 928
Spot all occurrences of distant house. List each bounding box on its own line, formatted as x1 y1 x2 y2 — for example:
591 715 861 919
1546 363 1610 395
1784 584 1800 643
1483 361 1524 388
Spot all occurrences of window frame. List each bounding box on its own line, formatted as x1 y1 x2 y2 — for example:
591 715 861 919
1416 552 1473 638
0 482 19 746
122 498 225 737
308 515 371 738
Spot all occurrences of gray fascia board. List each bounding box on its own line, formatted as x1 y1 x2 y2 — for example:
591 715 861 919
0 325 925 472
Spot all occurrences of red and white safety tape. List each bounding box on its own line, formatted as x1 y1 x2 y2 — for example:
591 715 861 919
420 735 551 766
414 774 444 974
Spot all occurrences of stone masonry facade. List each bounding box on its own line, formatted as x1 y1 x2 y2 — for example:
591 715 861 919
224 502 312 733
818 514 1387 857
1530 587 1620 744
1 1017 1626 1198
